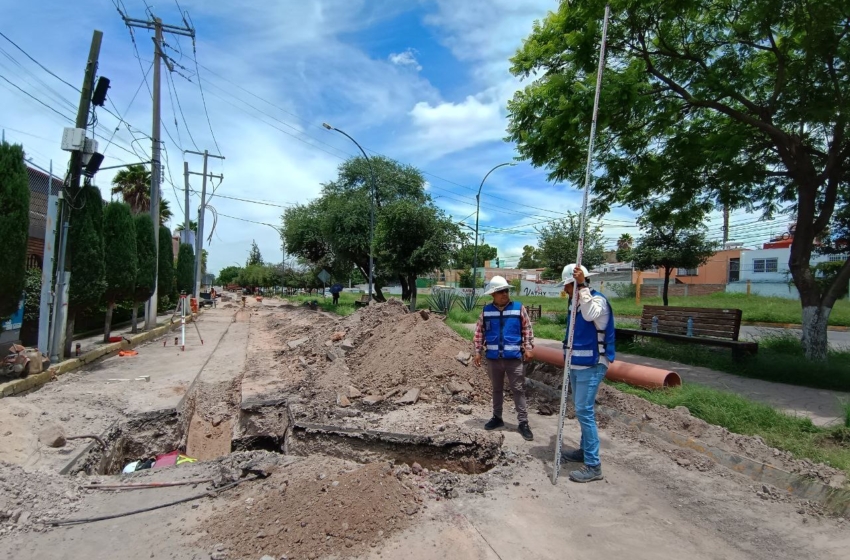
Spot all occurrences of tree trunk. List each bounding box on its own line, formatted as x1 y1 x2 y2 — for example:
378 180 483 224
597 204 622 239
103 301 115 343
130 305 139 334
662 267 672 306
801 306 831 362
408 273 417 312
399 274 410 301
374 285 386 302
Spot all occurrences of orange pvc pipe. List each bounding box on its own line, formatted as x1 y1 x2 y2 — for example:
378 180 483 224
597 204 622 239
532 345 682 389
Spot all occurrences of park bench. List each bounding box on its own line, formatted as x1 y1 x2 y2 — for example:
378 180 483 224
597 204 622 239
353 294 371 308
615 305 758 360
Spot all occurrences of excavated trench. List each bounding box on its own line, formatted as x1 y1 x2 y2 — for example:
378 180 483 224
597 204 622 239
72 400 501 476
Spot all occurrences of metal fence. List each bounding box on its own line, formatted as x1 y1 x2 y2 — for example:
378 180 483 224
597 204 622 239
26 162 64 269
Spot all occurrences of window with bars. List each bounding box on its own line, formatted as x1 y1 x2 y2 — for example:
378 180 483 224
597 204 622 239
827 254 848 262
753 258 778 273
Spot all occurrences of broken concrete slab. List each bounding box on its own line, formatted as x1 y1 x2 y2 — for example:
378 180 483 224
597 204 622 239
348 386 362 399
340 339 355 351
362 395 384 406
456 351 471 366
396 388 421 405
337 394 351 408
447 380 473 394
287 337 309 350
326 348 345 362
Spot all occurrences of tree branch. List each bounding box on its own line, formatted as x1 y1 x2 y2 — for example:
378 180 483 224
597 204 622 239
823 256 850 309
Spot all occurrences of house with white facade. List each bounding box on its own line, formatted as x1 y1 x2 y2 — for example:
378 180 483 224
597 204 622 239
727 245 848 299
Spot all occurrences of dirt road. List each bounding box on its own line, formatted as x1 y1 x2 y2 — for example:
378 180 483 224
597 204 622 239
1 299 847 560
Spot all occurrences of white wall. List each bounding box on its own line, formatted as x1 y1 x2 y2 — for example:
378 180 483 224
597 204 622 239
726 281 800 299
739 248 791 283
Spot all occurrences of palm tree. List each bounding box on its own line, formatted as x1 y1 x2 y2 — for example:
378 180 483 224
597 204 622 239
616 233 634 262
174 220 198 233
111 165 150 213
111 164 172 226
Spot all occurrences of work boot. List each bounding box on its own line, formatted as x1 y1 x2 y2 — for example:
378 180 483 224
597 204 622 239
560 448 584 463
517 422 534 441
569 464 603 483
484 416 505 430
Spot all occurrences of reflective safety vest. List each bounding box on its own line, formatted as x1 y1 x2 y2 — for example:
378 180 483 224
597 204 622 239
563 289 616 366
483 301 523 360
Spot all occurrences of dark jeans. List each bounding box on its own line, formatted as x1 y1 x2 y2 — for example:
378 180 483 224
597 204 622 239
332 293 339 305
487 358 528 423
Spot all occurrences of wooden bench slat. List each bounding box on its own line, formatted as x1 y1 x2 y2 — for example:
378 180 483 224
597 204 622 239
642 305 741 315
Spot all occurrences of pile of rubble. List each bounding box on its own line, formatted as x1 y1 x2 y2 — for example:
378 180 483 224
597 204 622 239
0 461 83 537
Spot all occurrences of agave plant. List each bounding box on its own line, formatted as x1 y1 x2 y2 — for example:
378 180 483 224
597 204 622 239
458 292 481 312
426 289 457 314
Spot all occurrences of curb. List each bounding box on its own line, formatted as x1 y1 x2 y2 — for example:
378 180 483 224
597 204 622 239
523 378 850 516
1 314 199 398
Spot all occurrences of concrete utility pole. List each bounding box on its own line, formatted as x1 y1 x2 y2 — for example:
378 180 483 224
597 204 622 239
183 161 191 244
122 12 194 330
52 29 103 363
185 149 224 298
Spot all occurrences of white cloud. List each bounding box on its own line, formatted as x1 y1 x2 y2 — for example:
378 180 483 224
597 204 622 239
388 49 422 71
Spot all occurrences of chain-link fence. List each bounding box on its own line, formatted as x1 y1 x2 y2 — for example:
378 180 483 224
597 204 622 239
25 163 64 271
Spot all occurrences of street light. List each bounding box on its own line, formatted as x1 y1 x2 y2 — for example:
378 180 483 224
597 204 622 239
323 122 377 301
473 162 515 294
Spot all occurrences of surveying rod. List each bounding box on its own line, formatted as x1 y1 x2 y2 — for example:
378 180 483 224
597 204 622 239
552 4 611 485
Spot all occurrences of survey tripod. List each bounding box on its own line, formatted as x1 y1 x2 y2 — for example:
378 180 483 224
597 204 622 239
169 292 204 351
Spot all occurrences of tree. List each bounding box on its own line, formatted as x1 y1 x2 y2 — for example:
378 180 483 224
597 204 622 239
0 142 29 321
246 240 263 267
217 266 241 286
507 0 850 361
535 214 606 279
132 213 156 333
451 243 498 270
376 200 462 310
632 227 718 306
616 234 634 263
65 184 106 356
101 202 138 342
158 225 175 309
174 220 197 233
283 155 431 301
175 243 195 295
111 164 172 225
517 245 542 269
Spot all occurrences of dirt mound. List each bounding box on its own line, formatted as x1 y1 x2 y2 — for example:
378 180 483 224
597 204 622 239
200 456 421 559
0 461 84 536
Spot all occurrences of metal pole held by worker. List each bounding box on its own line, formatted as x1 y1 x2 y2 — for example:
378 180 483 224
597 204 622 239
552 4 611 485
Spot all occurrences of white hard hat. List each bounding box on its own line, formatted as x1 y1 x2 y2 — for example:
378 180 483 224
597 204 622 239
484 275 511 295
557 263 595 286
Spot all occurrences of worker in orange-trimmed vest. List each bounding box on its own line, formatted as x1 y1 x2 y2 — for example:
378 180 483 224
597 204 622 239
472 276 535 441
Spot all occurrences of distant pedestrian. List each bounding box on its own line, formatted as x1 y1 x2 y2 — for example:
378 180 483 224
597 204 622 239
473 276 535 441
330 283 343 305
559 263 616 483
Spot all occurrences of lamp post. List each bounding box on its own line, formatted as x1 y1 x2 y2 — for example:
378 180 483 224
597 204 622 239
323 122 377 301
473 163 514 294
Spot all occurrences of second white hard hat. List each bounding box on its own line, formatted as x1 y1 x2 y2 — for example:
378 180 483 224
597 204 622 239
484 275 510 295
557 263 595 286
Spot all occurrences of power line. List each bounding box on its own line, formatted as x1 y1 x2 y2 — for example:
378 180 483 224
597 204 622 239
0 73 73 122
0 30 78 91
185 14 220 155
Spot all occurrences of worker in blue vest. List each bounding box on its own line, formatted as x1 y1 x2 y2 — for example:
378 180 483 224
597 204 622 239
559 263 616 483
473 276 535 441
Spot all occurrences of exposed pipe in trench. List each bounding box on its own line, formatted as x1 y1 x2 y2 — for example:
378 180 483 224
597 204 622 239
531 345 682 389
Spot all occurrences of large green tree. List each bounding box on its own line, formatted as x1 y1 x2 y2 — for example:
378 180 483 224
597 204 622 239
111 164 173 226
376 200 462 310
535 214 606 279
132 213 156 333
517 245 542 269
176 243 195 295
102 202 138 341
217 266 242 286
508 0 850 361
158 225 175 309
616 234 634 263
246 240 263 266
0 142 30 321
65 184 106 356
283 155 432 301
632 227 718 306
451 243 498 271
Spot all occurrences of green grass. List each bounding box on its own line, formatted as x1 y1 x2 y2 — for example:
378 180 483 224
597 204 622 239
609 291 850 326
610 382 850 480
620 332 850 392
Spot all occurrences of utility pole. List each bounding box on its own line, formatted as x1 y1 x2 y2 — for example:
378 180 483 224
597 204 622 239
183 161 191 244
722 205 730 245
51 30 102 363
185 149 224 297
122 11 194 330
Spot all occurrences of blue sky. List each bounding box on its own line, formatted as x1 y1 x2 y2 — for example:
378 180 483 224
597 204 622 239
0 0 771 274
